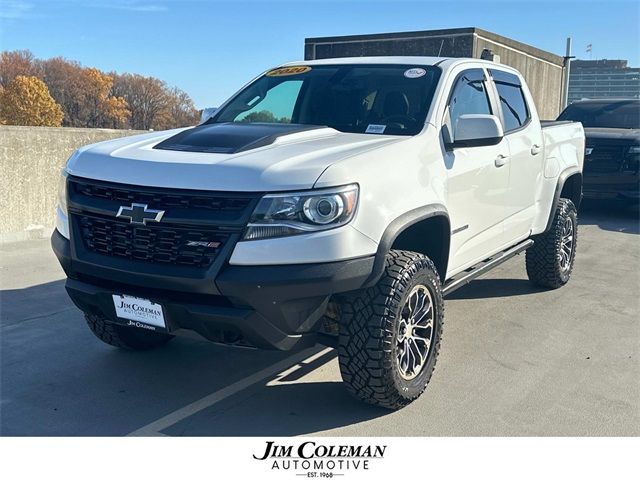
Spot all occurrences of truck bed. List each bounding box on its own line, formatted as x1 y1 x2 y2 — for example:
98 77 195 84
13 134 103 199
542 121 585 164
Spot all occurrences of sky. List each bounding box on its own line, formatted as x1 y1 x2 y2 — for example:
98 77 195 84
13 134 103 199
1 0 639 108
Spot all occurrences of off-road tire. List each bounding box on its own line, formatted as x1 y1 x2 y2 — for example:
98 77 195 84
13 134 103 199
526 198 578 289
84 312 174 350
337 250 444 410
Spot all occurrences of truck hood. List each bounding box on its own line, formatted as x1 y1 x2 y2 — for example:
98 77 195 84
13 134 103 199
584 127 640 143
66 123 404 191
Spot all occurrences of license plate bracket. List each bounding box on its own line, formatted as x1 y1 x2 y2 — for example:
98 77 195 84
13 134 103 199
112 294 167 332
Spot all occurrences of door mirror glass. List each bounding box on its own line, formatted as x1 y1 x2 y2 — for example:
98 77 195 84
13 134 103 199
452 114 504 148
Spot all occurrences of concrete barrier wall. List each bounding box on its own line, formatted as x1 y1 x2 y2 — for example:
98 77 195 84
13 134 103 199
0 125 145 243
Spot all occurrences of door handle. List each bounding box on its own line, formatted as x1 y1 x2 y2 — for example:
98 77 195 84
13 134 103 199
495 154 509 167
531 144 542 155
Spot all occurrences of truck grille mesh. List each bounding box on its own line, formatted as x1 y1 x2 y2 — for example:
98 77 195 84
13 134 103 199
585 144 626 173
78 215 229 268
68 177 257 270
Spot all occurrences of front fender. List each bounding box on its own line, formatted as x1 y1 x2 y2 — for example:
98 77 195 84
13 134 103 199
362 204 450 287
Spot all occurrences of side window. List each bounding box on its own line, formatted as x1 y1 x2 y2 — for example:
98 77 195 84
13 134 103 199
448 70 492 135
490 70 530 132
494 82 529 132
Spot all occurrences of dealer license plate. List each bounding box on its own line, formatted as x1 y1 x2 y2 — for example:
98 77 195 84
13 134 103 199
112 294 166 331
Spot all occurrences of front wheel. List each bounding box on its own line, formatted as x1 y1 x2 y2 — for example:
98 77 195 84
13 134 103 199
337 250 444 410
526 198 578 289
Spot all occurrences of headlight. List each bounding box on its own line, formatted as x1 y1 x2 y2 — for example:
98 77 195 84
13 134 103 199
243 184 359 240
628 145 640 155
57 170 68 214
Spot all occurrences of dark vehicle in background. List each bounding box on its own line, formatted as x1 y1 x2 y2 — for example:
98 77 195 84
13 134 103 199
558 99 640 202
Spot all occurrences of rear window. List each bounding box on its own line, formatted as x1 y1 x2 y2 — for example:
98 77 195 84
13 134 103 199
494 82 530 132
558 101 640 129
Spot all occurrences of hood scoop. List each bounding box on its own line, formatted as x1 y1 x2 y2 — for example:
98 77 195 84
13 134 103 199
153 122 325 154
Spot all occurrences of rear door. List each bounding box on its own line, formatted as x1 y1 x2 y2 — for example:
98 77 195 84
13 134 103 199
488 69 545 242
444 68 511 273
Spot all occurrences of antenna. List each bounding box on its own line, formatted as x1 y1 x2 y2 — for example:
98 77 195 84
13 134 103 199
437 39 444 57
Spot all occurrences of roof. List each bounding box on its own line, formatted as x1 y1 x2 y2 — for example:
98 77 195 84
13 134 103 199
282 56 521 74
284 56 446 66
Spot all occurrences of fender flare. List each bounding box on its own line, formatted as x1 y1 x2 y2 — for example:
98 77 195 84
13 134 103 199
543 166 583 233
362 204 450 288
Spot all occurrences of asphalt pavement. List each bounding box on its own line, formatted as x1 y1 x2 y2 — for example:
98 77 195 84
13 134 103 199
1 200 638 436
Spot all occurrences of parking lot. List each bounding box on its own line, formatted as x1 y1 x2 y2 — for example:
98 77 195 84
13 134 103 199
1 201 638 436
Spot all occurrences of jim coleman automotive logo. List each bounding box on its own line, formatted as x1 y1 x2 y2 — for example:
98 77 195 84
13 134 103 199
253 441 386 476
112 295 165 331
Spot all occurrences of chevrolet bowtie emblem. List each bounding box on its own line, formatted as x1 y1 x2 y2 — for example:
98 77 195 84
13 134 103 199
116 203 165 225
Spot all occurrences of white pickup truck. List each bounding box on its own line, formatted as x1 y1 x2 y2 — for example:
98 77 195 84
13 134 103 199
52 57 584 409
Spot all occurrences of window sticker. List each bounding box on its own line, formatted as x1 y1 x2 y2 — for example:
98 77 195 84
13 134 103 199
365 124 387 134
404 68 427 79
266 66 312 77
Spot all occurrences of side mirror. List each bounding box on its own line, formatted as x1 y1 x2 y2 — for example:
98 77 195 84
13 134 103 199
451 114 504 148
199 107 218 124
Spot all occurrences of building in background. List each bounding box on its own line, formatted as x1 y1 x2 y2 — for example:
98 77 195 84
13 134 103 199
568 60 640 104
305 27 567 119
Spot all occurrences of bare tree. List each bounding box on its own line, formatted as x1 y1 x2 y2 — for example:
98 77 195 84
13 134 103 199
154 87 200 130
40 57 89 127
112 73 169 130
0 50 41 86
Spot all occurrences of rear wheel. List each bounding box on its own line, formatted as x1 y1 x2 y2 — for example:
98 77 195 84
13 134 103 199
85 312 174 350
526 198 578 289
337 250 444 410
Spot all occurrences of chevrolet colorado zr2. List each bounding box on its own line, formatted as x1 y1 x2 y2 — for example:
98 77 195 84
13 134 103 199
52 57 585 409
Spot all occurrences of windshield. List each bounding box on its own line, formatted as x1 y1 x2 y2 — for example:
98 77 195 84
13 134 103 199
211 64 441 136
558 100 640 129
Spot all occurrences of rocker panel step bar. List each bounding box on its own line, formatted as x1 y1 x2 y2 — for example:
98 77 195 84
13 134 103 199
442 239 534 297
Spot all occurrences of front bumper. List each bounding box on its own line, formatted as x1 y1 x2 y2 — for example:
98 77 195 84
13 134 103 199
52 230 373 350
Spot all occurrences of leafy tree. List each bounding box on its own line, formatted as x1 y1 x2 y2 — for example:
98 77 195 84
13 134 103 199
82 68 130 128
0 75 63 126
40 60 130 128
1 50 200 130
100 96 131 129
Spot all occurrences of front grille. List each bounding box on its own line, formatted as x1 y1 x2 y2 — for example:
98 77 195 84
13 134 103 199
71 181 253 213
68 177 259 270
77 214 229 268
585 144 625 173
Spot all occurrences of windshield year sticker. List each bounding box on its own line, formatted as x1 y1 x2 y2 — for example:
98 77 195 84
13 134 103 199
404 67 426 78
366 124 387 134
266 66 312 77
